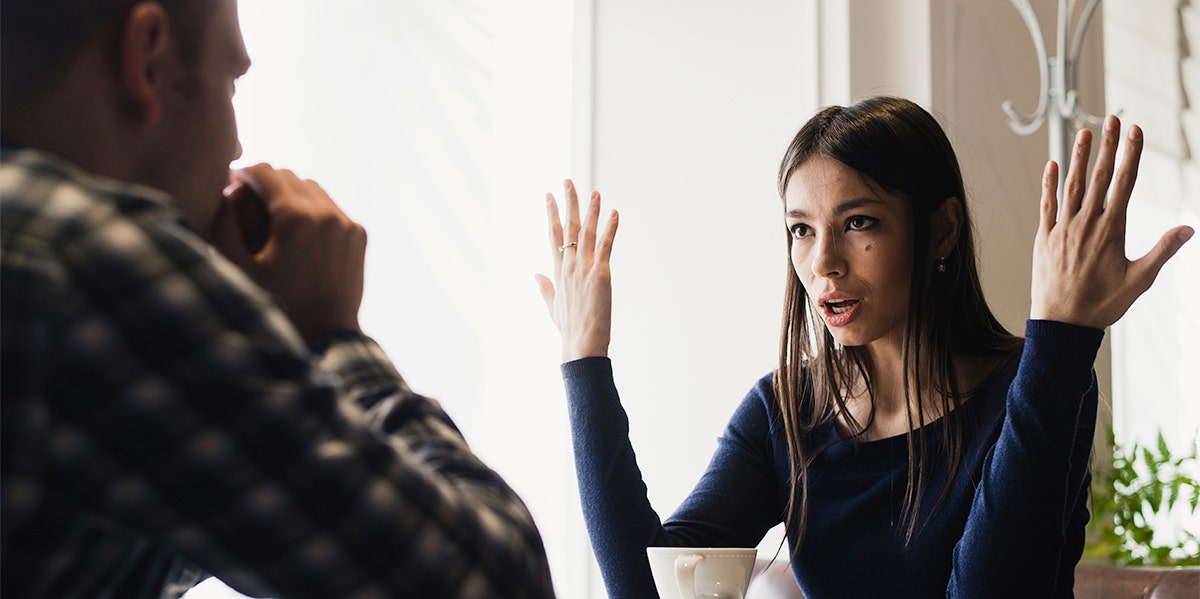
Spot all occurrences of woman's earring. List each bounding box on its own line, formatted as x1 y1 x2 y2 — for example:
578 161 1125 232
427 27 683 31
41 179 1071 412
936 257 947 273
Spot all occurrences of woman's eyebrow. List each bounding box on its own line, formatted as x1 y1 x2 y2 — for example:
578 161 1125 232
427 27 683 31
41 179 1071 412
787 197 885 218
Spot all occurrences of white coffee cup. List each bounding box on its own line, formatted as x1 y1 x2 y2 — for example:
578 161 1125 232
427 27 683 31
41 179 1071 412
646 547 757 599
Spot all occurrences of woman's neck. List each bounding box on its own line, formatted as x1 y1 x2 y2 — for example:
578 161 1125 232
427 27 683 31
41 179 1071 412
835 348 1002 442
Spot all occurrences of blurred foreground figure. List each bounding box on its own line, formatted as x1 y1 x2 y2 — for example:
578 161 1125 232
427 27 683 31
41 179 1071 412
1 1 555 597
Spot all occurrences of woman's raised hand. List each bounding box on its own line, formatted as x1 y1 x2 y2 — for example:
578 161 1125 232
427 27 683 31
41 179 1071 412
1031 115 1194 329
535 179 620 362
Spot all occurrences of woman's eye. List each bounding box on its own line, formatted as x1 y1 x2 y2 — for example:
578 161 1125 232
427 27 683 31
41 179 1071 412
847 216 877 231
789 223 811 239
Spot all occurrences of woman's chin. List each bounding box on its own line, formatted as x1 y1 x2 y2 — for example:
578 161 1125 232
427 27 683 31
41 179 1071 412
825 328 874 349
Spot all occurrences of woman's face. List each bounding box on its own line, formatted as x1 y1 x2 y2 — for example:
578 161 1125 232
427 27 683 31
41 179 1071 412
784 156 914 354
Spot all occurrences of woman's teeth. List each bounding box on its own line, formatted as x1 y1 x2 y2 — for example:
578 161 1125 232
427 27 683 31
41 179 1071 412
827 300 857 314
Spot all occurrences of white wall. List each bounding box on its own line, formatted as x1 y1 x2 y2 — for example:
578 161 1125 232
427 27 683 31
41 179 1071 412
587 2 818 589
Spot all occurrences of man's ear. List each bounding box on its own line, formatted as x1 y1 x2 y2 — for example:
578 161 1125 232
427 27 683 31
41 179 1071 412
119 2 173 125
932 196 964 259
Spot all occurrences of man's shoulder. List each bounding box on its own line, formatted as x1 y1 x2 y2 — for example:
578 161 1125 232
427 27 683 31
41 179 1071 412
2 148 187 250
2 147 178 220
4 150 91 230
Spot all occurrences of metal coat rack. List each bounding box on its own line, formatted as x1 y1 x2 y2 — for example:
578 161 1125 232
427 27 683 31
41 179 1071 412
1002 0 1105 189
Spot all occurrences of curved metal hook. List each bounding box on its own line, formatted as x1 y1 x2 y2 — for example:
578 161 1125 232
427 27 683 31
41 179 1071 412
1068 0 1102 63
1060 84 1080 120
1002 100 1049 136
1002 0 1050 136
1067 0 1104 127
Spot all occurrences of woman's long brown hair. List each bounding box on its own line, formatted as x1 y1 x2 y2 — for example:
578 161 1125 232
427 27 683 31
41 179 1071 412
774 97 1022 555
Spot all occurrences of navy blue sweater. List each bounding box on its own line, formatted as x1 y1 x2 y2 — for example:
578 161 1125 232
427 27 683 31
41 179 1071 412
562 321 1103 598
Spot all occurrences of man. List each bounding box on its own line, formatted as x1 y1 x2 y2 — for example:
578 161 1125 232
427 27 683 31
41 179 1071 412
0 0 556 597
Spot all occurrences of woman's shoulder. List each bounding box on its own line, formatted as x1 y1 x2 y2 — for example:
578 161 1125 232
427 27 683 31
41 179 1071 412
959 347 1024 429
736 366 822 434
724 369 789 426
976 345 1024 391
720 369 802 461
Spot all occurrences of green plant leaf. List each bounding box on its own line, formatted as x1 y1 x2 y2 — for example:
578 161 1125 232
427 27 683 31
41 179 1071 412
1085 429 1200 567
1142 446 1158 471
1166 478 1180 507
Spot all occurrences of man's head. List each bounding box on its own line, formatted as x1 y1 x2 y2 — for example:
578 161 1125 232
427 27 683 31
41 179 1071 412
2 0 202 112
1 0 250 238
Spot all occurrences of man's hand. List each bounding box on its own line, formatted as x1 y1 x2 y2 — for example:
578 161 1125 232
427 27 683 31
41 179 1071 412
212 163 365 340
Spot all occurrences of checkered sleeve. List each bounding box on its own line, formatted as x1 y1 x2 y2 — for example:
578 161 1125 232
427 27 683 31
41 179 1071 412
0 150 554 599
311 334 558 597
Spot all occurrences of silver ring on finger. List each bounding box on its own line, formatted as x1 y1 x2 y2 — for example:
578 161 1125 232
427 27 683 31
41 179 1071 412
559 241 579 252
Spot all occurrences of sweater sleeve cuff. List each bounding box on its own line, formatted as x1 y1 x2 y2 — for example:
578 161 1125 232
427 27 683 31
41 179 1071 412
561 356 613 381
1023 319 1105 365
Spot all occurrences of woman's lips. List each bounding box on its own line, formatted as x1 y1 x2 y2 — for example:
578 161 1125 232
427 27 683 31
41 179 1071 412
821 299 861 327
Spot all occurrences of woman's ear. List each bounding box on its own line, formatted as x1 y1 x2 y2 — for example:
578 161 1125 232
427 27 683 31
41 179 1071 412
932 196 964 259
118 2 173 125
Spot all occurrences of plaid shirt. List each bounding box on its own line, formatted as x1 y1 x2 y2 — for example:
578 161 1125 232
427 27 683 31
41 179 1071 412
0 147 555 599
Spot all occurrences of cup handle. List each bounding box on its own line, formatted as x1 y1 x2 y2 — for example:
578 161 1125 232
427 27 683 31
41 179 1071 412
673 554 704 599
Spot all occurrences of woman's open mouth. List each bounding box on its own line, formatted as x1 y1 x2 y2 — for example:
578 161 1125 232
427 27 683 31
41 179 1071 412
821 298 861 326
826 299 858 314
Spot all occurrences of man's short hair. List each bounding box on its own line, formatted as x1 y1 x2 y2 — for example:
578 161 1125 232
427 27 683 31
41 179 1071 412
1 0 211 115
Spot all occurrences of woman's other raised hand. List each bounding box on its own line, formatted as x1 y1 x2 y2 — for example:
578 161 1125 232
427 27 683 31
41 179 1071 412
1031 115 1194 329
535 179 620 362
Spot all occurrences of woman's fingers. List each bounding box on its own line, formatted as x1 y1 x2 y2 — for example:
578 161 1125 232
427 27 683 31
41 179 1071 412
564 179 582 259
579 191 601 263
1082 115 1121 215
552 181 613 271
536 180 618 361
597 209 619 264
1031 117 1193 329
1102 125 1144 229
1039 160 1059 232
1062 128 1092 216
534 273 556 313
546 193 564 273
1128 226 1196 296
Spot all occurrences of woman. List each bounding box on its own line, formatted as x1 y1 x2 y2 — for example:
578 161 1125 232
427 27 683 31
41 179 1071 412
535 97 1193 597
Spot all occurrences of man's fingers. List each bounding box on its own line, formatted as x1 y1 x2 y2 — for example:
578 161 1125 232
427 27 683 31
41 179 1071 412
235 163 289 206
209 196 255 268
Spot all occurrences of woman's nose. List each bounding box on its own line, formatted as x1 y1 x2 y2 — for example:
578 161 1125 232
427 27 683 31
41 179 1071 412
810 233 846 278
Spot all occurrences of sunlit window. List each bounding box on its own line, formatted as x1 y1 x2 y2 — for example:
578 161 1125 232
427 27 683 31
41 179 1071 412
185 1 584 596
